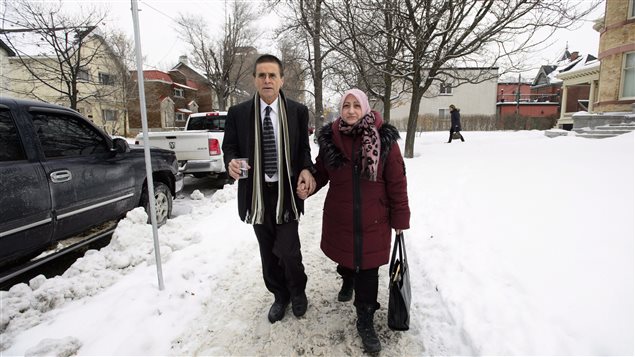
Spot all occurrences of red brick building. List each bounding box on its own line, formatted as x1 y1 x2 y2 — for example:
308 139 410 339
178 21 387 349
128 56 215 133
497 81 532 102
497 102 559 117
496 79 559 121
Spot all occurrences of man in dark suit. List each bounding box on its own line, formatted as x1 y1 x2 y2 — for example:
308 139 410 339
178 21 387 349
222 54 316 323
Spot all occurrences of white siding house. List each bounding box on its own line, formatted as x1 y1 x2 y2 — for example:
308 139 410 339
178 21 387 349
390 68 498 122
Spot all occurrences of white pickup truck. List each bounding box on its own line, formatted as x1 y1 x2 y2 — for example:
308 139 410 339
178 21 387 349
135 111 227 178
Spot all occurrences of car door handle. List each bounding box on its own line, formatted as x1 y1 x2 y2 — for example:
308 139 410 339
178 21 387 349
50 170 72 183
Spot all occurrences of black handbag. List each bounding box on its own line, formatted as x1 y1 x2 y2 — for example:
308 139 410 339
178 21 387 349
388 232 411 331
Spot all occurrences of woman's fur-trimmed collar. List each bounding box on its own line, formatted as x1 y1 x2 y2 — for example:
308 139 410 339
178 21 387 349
317 118 400 169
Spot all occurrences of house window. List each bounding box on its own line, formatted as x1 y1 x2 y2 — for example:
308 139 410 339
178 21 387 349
77 69 89 82
438 108 449 119
622 52 635 98
440 82 453 95
175 112 185 121
98 72 115 85
174 88 184 97
630 0 635 18
102 109 117 121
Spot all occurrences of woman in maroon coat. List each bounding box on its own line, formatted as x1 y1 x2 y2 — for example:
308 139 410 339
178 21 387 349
311 88 410 353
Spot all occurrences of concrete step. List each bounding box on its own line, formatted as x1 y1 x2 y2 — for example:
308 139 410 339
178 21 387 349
576 132 618 139
592 129 634 134
600 125 635 130
544 130 570 138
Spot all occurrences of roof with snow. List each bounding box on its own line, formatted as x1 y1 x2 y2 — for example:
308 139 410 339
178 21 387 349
531 52 598 87
139 70 172 82
0 39 16 56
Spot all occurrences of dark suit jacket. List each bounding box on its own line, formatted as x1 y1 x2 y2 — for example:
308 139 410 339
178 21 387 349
222 93 313 221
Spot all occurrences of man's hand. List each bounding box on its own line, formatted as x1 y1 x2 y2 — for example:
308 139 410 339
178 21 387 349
296 169 315 199
228 159 249 180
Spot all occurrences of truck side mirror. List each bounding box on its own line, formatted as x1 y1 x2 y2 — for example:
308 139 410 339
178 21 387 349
112 137 130 154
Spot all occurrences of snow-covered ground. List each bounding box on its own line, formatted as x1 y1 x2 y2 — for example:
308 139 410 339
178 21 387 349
1 130 633 356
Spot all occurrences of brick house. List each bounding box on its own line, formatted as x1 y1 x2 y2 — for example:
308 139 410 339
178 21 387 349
559 0 635 132
497 80 532 103
593 0 635 113
128 56 215 133
530 64 562 103
530 50 600 129
496 78 559 122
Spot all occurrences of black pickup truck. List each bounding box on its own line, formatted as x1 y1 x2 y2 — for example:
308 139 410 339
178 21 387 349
0 97 183 269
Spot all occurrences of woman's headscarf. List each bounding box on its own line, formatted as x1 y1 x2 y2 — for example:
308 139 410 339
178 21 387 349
339 88 370 117
337 88 380 181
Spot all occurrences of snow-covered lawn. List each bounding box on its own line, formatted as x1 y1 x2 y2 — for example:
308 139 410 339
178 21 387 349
1 130 633 356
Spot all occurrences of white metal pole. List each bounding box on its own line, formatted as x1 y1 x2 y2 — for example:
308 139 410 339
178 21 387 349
130 0 164 290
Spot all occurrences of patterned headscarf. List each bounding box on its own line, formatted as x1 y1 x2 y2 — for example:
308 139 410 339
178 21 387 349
338 89 380 181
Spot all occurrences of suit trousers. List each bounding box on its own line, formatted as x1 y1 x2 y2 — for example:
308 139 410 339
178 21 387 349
337 264 380 309
253 182 307 303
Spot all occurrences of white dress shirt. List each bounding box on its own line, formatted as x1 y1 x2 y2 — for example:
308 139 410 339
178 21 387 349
260 97 279 182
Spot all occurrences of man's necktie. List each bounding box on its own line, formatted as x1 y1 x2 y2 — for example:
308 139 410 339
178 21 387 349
262 106 277 178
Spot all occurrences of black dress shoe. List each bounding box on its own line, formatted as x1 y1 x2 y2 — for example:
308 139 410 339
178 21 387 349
291 293 308 317
268 301 288 323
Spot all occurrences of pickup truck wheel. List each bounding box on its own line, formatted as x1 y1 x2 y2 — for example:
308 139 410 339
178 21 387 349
142 182 172 226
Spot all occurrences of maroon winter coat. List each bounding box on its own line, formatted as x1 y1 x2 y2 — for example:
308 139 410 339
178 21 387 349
314 111 410 270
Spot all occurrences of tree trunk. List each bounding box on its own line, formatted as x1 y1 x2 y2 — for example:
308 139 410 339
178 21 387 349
313 0 324 130
217 87 226 111
382 71 392 124
404 67 424 158
404 86 424 158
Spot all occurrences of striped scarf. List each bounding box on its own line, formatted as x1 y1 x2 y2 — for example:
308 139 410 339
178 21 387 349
247 92 299 225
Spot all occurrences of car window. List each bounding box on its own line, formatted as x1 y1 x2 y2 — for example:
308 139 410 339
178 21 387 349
31 112 109 158
187 116 226 131
0 109 27 161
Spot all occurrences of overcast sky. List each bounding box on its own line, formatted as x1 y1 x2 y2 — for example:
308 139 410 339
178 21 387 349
104 0 603 77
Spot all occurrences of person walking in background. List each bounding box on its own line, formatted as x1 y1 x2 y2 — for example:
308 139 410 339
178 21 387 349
222 54 316 324
448 104 465 143
298 88 410 353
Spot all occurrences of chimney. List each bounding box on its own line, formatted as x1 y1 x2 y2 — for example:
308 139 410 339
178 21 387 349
570 51 579 61
179 55 188 65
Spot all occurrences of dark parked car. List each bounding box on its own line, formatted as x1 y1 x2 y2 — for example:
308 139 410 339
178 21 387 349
0 97 183 269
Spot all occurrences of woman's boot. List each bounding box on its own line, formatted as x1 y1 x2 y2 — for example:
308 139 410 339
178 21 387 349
356 304 381 353
338 277 354 302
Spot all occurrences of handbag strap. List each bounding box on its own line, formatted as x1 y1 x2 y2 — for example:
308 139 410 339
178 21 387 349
399 232 408 270
390 232 407 270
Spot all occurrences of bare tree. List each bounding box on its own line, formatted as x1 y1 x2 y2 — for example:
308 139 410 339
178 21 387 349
99 29 135 136
176 1 257 111
277 37 309 104
385 0 602 157
270 0 342 130
324 0 407 123
0 1 110 110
